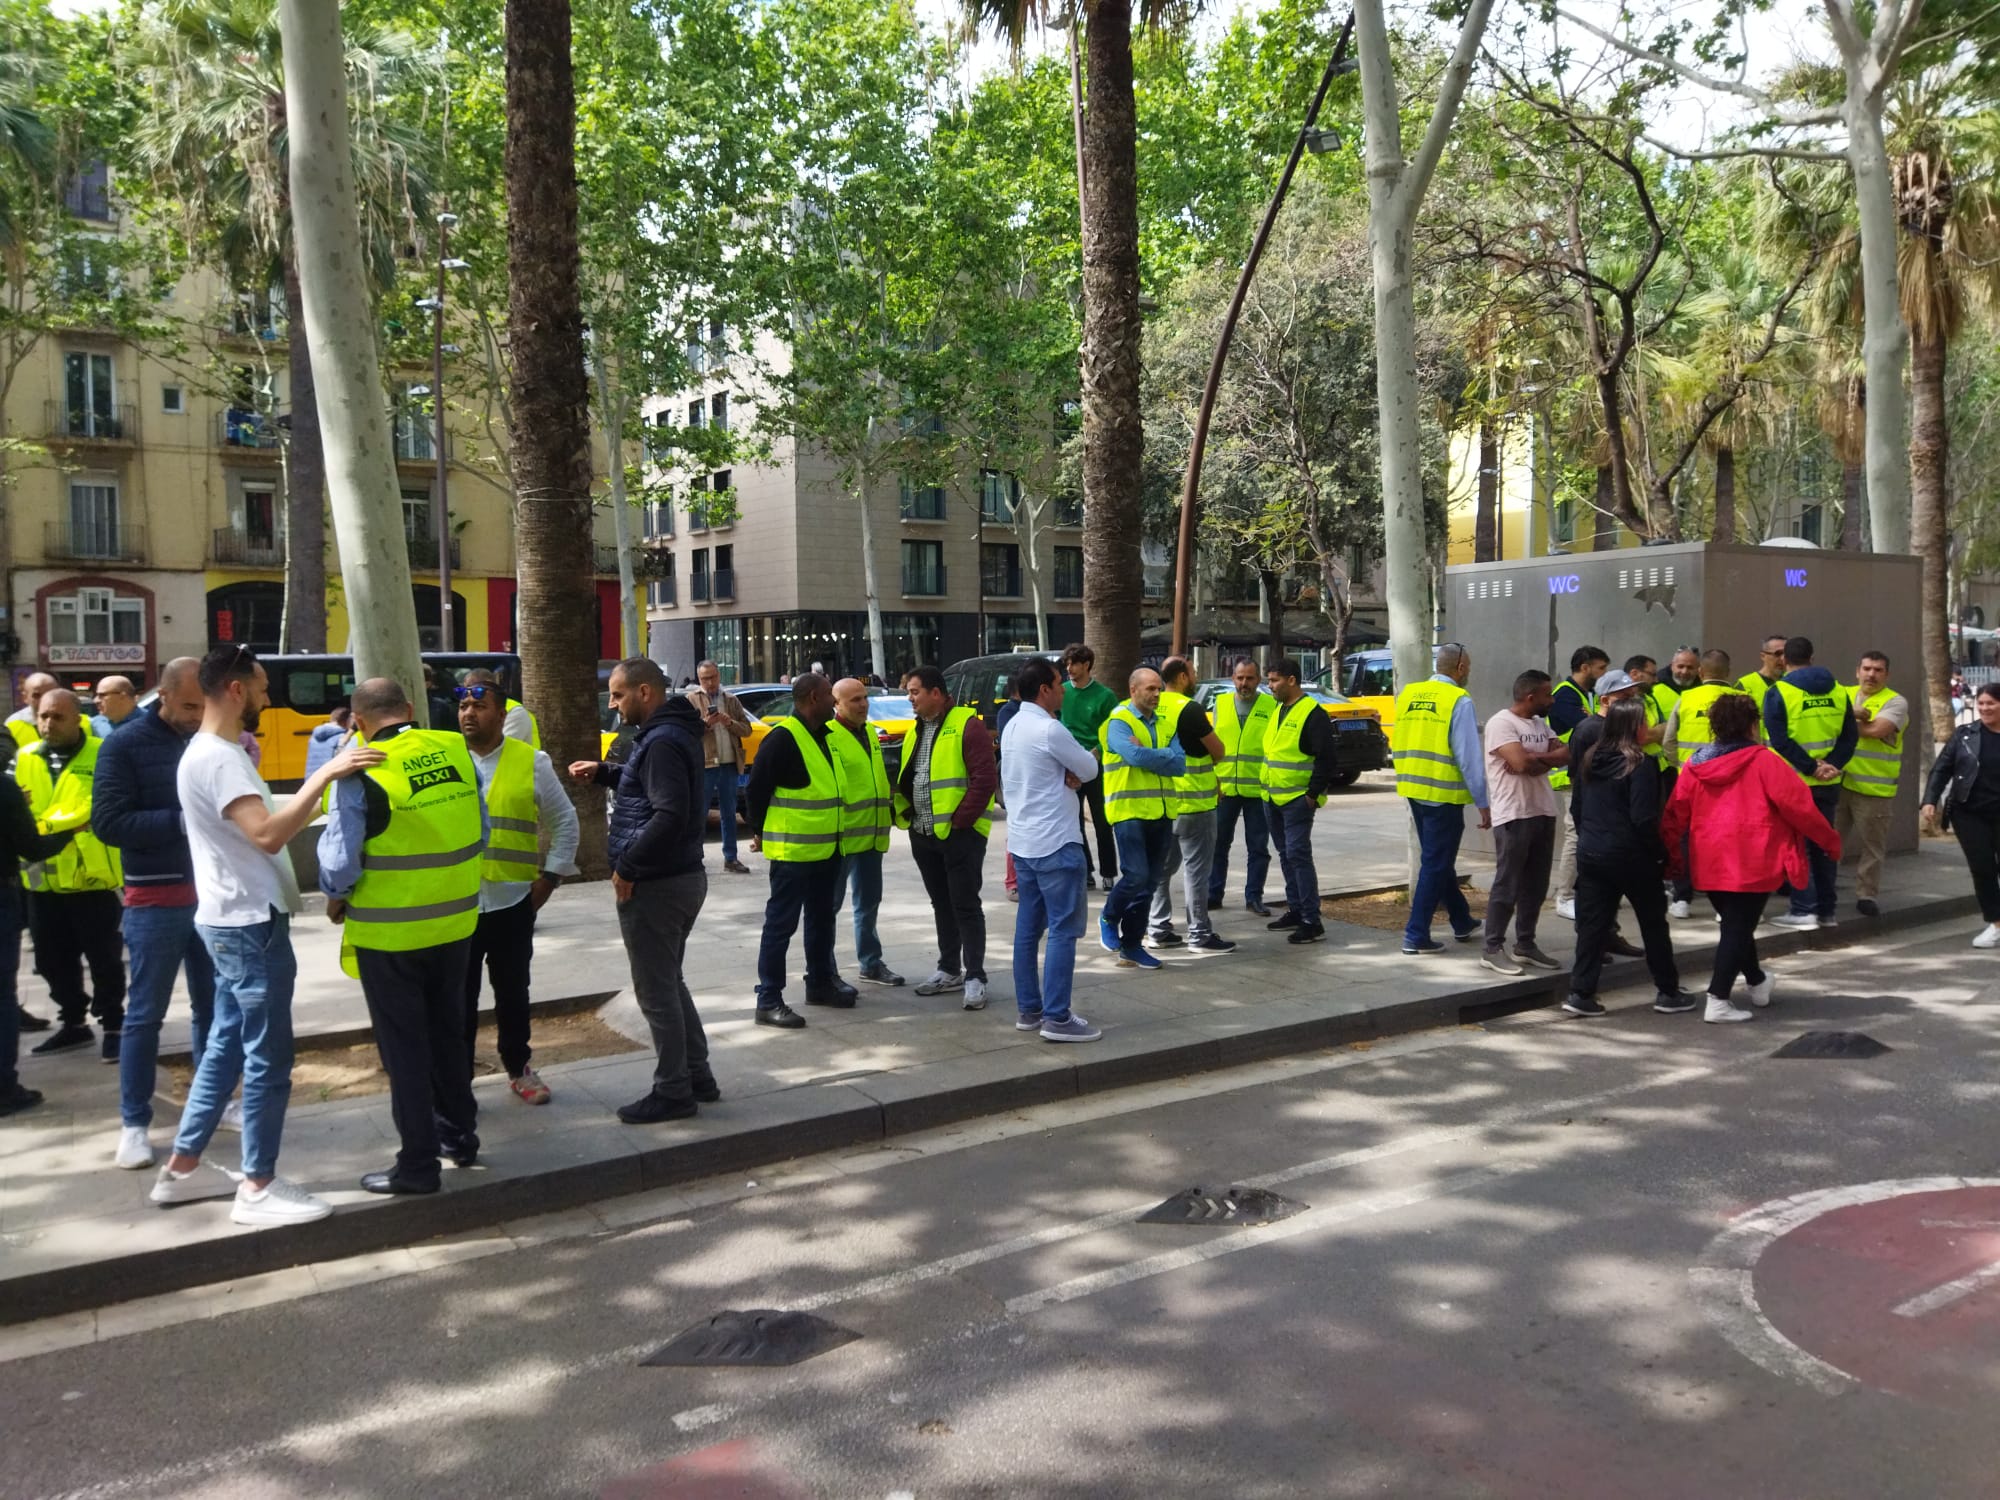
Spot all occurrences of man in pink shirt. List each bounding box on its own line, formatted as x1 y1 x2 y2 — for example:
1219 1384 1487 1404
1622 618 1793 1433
1480 670 1568 976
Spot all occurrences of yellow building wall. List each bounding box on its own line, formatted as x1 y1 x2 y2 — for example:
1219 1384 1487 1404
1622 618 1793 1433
1446 421 1648 562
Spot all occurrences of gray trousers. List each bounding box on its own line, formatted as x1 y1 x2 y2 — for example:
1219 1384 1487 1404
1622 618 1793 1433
616 870 711 1102
1553 786 1579 903
1149 809 1218 940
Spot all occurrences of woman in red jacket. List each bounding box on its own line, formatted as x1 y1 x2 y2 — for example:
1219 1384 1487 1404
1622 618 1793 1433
1660 691 1841 1024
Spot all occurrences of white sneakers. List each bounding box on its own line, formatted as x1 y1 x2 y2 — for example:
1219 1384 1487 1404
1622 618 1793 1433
114 1126 155 1171
913 969 965 996
219 1099 244 1132
1705 995 1753 1023
1770 912 1819 931
961 977 987 1011
148 1161 241 1205
1974 924 2000 950
1668 900 1692 920
1555 898 1576 921
1745 973 1776 1008
231 1177 330 1227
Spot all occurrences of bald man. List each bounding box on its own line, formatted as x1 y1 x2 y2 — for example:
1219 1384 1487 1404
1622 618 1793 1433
16 688 126 1059
1097 667 1185 968
93 658 220 1167
90 676 139 739
7 671 57 754
830 676 904 986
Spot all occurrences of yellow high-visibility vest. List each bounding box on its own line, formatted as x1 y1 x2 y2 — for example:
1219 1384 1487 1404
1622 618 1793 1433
1773 679 1850 786
1391 679 1472 805
1156 689 1218 816
1260 696 1324 808
1547 679 1594 791
892 706 992 840
1842 685 1904 798
480 735 541 886
1671 682 1738 765
1100 704 1171 823
342 727 483 970
1211 690 1274 800
505 699 542 750
830 719 892 854
761 718 841 861
14 734 119 892
1643 683 1675 763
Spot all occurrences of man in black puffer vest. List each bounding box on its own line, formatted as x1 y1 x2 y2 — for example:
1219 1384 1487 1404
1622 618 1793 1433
568 656 713 1124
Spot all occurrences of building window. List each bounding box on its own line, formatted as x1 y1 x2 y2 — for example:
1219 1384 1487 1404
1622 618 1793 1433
714 543 734 601
710 392 728 433
402 491 436 546
63 351 117 437
644 495 673 538
1798 503 1824 546
980 469 1019 524
687 398 704 429
687 474 709 532
64 160 111 221
711 471 732 523
981 542 1022 598
242 485 278 550
1054 545 1083 600
1054 493 1083 527
68 480 120 556
393 384 434 462
902 539 945 596
47 587 142 650
160 384 184 415
650 552 677 608
899 477 946 520
1552 495 1575 546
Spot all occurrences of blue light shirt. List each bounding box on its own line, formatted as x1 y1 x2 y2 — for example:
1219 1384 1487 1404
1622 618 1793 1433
1105 708 1187 777
1433 672 1489 810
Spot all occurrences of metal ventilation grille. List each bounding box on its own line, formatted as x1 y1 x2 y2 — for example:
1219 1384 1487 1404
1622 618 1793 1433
1616 565 1677 589
1464 577 1515 600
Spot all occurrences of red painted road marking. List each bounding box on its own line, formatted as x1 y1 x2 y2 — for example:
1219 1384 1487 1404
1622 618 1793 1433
600 1438 815 1500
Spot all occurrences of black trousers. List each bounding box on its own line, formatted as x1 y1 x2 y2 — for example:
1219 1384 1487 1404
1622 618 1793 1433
618 870 711 1101
1571 856 1679 999
1955 808 2000 922
357 939 479 1180
463 898 537 1079
32 888 124 1031
1789 784 1841 918
1707 889 1769 996
1078 757 1117 881
911 829 988 980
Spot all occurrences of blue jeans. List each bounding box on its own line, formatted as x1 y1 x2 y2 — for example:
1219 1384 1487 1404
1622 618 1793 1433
1015 844 1087 1023
119 903 217 1128
0 887 21 1093
174 916 296 1181
756 858 841 1007
705 765 740 861
1404 800 1474 946
841 848 885 970
1104 818 1174 948
1789 784 1840 919
1271 795 1320 919
1209 795 1270 907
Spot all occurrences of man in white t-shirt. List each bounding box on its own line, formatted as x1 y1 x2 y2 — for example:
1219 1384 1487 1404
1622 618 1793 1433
1479 669 1567 978
148 645 380 1228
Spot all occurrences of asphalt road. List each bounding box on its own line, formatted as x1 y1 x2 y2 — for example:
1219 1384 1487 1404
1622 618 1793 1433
7 914 1999 1499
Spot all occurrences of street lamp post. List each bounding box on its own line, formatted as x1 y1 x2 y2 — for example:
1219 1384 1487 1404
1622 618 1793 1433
420 212 470 651
1169 14 1357 661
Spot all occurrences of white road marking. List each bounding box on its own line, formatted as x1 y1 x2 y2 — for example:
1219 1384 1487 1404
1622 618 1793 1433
1892 1259 2000 1318
1006 1167 1509 1315
671 1402 732 1432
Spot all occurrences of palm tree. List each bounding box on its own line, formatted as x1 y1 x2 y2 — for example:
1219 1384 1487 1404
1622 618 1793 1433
0 46 54 254
128 0 435 652
506 0 604 873
963 0 1189 688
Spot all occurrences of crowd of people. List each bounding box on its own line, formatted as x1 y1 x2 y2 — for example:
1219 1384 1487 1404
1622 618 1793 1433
0 626 1955 1230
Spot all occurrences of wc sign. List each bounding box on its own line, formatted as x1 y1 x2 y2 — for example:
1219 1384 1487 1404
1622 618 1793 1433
1548 574 1582 594
1784 567 1809 588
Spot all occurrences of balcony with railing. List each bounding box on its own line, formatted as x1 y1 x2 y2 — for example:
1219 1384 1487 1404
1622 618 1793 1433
47 520 146 564
212 526 284 568
711 568 735 602
405 533 461 571
691 572 712 604
393 427 445 469
651 576 677 607
46 401 136 447
217 409 283 455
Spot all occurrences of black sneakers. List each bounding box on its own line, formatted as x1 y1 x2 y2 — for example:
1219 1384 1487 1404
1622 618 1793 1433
30 1023 92 1056
617 1092 698 1125
1651 990 1700 1014
1562 995 1607 1018
1267 911 1303 930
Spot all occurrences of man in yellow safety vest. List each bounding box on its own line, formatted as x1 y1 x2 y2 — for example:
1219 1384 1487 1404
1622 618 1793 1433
1097 666 1185 965
320 677 488 1196
831 675 904 988
1763 635 1857 931
1207 656 1275 917
1837 649 1907 919
1391 643 1489 954
1146 657 1235 953
746 671 852 1028
1661 648 1739 917
456 668 579 1107
896 665 998 1006
1261 658 1339 945
1547 645 1608 918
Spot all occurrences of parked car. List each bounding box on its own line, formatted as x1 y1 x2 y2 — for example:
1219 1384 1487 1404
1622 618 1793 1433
755 689 915 781
943 650 1065 733
1192 679 1388 789
1335 648 1446 732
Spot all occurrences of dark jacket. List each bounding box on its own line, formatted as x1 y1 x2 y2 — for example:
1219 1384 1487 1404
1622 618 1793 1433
90 702 197 894
0 778 73 904
1570 732 1665 867
1763 665 1858 778
599 697 704 882
1925 722 1995 815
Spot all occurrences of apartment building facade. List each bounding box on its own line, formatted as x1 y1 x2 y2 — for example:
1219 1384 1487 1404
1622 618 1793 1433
6 181 637 702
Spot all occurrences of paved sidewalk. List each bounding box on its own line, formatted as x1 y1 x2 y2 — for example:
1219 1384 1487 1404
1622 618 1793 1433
0 776 1975 1324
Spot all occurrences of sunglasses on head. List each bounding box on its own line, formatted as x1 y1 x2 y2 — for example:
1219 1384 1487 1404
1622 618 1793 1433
452 684 498 702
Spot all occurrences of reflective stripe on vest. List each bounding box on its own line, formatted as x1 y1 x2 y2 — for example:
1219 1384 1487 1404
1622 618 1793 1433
1156 690 1218 815
1101 704 1171 822
1547 680 1594 791
1211 691 1274 800
1260 696 1323 807
480 736 541 884
343 727 484 968
830 719 893 854
1842 685 1904 797
1391 679 1473 805
506 699 542 751
762 718 842 861
1671 683 1737 765
1773 679 1849 784
12 733 120 893
1643 683 1674 762
891 706 991 840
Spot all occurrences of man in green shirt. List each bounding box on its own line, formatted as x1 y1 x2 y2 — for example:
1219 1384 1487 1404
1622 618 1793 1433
1060 644 1119 885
